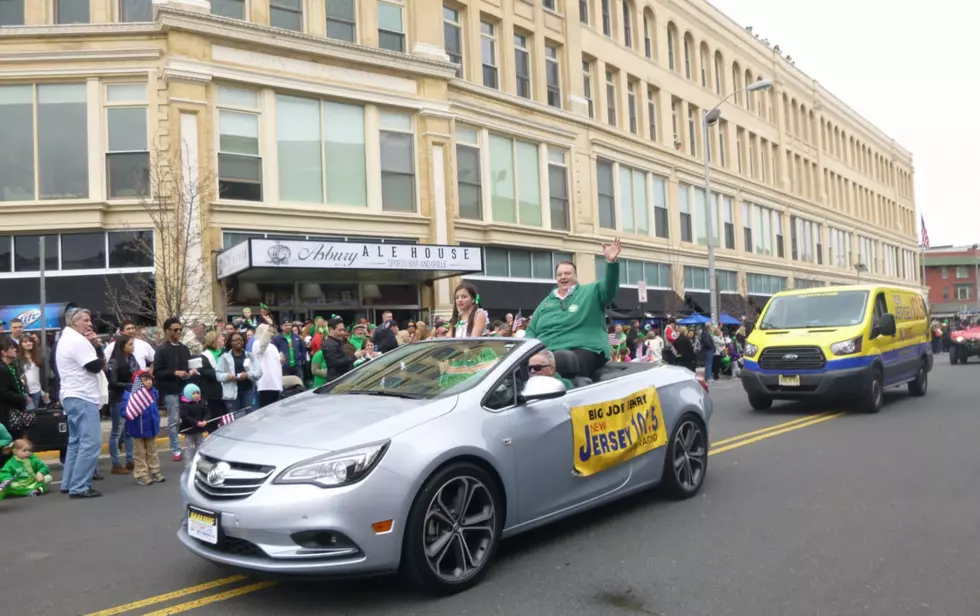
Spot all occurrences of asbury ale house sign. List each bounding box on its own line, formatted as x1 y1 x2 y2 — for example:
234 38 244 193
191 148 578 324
252 239 483 272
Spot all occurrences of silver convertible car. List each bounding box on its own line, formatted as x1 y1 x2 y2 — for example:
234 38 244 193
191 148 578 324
179 337 713 595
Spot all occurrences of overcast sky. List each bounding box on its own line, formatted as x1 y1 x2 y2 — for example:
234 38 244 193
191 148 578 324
709 0 979 247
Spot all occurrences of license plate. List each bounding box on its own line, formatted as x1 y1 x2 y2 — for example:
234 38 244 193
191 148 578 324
58 422 67 433
187 506 220 545
778 375 801 387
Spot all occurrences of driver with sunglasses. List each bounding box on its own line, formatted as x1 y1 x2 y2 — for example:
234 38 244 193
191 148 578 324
528 350 574 389
525 239 621 380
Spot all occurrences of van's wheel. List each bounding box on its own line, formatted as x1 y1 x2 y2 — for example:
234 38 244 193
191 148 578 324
949 347 959 365
662 414 708 499
860 369 884 413
401 462 503 596
908 361 928 397
748 393 773 410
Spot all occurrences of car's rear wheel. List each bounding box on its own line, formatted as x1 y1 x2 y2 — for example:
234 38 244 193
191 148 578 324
950 346 960 365
661 414 708 499
748 393 773 410
860 368 884 413
401 462 503 596
908 361 928 397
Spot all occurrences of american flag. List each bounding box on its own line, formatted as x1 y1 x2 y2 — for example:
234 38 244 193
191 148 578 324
123 372 155 421
218 407 252 427
920 215 930 249
513 311 527 329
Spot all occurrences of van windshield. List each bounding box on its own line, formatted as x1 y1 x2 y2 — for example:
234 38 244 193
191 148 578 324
758 290 870 330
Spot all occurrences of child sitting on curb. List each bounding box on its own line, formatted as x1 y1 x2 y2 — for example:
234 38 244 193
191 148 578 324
0 439 52 498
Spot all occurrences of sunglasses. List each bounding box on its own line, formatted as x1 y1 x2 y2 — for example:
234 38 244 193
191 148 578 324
170 327 183 333
529 364 550 372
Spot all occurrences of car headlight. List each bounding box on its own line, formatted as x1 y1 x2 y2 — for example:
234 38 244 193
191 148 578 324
274 441 389 488
956 336 964 343
830 337 863 356
744 343 758 357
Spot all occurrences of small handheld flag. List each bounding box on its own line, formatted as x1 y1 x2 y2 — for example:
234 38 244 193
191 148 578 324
123 371 154 421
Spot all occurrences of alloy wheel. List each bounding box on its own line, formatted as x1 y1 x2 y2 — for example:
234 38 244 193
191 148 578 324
672 420 707 492
422 475 497 583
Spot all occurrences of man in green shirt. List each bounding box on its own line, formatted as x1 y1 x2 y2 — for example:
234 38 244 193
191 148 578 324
528 350 574 390
525 239 621 379
349 323 369 352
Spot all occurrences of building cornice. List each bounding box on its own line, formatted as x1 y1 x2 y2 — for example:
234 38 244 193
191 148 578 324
156 6 457 81
0 23 160 39
0 48 163 63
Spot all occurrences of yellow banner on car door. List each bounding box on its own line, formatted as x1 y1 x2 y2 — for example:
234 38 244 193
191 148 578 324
571 386 668 477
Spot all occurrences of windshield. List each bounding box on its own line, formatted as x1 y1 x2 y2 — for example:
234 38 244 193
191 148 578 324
759 290 869 330
316 339 521 399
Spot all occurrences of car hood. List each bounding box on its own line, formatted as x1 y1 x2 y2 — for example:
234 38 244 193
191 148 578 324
213 391 459 452
953 329 980 340
748 325 864 349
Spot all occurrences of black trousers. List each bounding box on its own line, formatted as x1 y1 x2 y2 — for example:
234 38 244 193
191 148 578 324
257 390 281 408
555 349 608 380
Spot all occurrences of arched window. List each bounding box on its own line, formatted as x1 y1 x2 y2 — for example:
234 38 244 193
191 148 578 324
699 42 710 88
683 32 694 80
799 104 807 142
731 61 742 104
642 8 656 60
744 68 753 110
666 22 678 72
713 50 724 94
622 1 633 48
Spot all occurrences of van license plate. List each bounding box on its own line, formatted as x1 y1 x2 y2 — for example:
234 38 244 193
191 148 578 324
187 506 220 545
778 375 801 387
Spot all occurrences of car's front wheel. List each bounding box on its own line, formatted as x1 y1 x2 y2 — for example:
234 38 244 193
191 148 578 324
401 462 503 596
661 414 708 499
950 346 959 365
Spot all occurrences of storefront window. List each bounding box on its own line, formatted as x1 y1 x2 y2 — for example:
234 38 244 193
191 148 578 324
62 233 106 270
324 102 367 206
108 231 154 268
0 236 11 272
481 247 570 280
13 235 59 272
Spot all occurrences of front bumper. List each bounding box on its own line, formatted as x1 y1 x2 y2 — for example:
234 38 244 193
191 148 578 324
741 365 871 400
177 458 410 577
952 341 980 356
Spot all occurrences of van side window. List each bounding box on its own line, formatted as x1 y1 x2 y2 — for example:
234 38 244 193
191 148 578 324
873 292 888 323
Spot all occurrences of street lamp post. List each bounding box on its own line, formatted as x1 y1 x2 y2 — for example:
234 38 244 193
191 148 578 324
703 79 773 327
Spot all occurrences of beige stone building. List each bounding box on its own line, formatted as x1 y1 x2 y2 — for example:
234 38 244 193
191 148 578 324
0 0 920 326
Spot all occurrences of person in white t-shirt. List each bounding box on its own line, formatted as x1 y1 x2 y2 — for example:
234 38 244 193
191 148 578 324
105 319 155 371
55 308 107 499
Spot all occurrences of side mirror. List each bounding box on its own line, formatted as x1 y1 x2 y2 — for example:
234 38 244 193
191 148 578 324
876 313 897 337
520 375 566 403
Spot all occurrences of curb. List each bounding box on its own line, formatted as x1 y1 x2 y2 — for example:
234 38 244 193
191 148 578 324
38 435 183 465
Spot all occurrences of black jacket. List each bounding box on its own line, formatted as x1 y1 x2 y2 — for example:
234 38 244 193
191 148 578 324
324 336 355 382
0 361 27 433
107 355 138 405
193 353 223 402
179 398 211 434
154 342 191 397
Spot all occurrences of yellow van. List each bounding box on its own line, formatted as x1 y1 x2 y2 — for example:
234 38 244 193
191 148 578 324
741 284 932 413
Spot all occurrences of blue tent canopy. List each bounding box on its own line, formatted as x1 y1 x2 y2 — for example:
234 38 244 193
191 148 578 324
719 313 741 326
678 313 712 325
0 303 76 332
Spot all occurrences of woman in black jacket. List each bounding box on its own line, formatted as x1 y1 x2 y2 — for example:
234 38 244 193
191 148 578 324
673 327 698 372
107 335 139 474
1 337 28 442
196 331 226 422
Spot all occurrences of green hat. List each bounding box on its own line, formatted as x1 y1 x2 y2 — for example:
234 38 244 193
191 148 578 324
259 303 269 310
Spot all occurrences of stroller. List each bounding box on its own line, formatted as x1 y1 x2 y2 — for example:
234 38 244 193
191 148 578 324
281 375 306 399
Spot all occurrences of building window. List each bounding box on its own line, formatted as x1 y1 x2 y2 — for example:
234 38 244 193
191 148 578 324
270 0 303 30
481 21 498 89
600 0 611 36
455 126 482 220
647 86 658 141
326 0 357 42
108 230 154 268
62 232 106 271
514 34 531 99
211 0 245 20
627 81 637 134
55 0 89 23
790 215 822 263
605 70 617 126
618 165 648 235
484 248 574 280
12 235 59 272
774 213 784 258
643 14 652 58
736 133 743 173
956 266 969 279
0 230 155 274
0 83 89 202
596 159 615 230
119 0 152 22
276 95 370 207
443 7 463 77
714 52 723 94
956 284 972 300
742 202 752 251
943 286 949 301
746 273 786 295
678 185 692 243
718 122 727 167
683 266 708 290
582 60 594 118
489 135 541 226
652 175 668 239
687 105 697 157
622 1 632 48
941 267 948 279
545 44 562 108
579 0 588 24
683 35 692 80
722 197 734 249
666 26 675 71
379 111 415 212
0 0 23 25
105 84 150 199
377 1 406 51
543 0 556 10
548 148 570 231
217 87 262 202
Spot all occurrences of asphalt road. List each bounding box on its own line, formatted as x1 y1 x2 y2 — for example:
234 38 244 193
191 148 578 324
5 360 979 616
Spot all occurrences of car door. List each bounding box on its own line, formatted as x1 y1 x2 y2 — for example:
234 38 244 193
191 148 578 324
485 363 631 526
869 290 901 383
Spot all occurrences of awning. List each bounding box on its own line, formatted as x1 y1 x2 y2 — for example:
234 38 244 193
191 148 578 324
217 239 483 283
720 293 747 318
472 279 553 313
683 292 710 314
610 288 682 317
747 294 772 317
0 303 76 331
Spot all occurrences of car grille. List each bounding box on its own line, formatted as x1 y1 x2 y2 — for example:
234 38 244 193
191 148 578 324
758 346 826 371
194 455 275 501
214 536 266 558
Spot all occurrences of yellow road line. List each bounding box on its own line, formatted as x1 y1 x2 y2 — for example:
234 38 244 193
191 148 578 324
81 575 248 616
709 412 845 456
711 412 833 448
139 581 278 615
